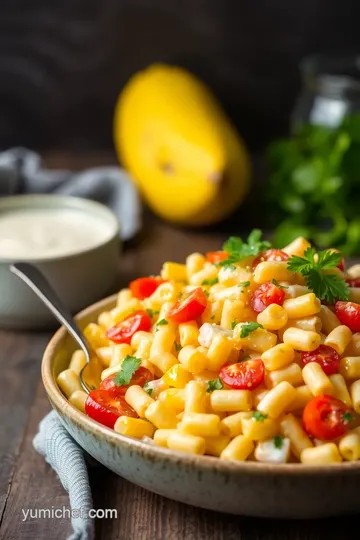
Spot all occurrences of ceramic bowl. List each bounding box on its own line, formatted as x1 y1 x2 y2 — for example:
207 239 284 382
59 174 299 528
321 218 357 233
0 195 120 329
42 294 360 519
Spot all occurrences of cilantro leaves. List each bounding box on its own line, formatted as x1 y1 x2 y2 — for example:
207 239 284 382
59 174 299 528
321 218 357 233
114 356 141 386
239 322 264 338
287 247 349 303
273 435 284 449
201 277 219 286
272 279 288 289
216 230 271 269
207 378 223 392
252 411 268 422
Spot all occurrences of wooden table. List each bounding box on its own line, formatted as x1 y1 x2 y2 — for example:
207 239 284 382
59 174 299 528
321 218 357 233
0 154 356 540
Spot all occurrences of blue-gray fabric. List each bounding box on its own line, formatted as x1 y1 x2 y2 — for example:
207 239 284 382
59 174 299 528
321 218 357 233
0 147 141 241
33 410 95 540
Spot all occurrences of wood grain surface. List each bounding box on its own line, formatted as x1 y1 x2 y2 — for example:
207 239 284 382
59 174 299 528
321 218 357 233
0 153 359 539
1 1 360 152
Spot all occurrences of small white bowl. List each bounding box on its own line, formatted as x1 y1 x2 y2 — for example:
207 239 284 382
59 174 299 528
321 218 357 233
0 195 120 329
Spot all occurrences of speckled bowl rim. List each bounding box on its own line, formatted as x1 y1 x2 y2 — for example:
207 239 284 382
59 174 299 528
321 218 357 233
0 194 120 263
42 293 360 476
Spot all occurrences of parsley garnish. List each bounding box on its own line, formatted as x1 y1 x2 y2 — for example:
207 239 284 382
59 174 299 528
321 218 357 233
207 378 223 392
240 322 264 338
216 230 271 269
252 411 268 422
175 343 182 352
272 279 288 289
114 356 141 386
273 435 284 449
157 319 168 326
343 412 354 424
143 382 153 396
239 280 251 288
231 320 238 330
203 289 210 298
287 247 349 303
146 308 159 318
201 277 219 286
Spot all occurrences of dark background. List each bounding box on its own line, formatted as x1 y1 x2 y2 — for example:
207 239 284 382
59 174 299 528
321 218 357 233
1 0 360 153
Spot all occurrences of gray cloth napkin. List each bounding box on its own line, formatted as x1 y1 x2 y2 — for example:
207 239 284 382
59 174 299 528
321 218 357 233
0 147 141 241
33 410 95 540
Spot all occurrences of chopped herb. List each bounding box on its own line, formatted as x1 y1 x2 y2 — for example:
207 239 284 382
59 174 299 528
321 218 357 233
238 280 251 288
143 382 153 396
287 247 349 303
146 308 160 318
216 230 271 268
239 322 264 338
343 412 354 424
272 279 289 289
157 319 168 326
252 411 268 422
203 289 210 298
210 315 216 321
114 356 141 386
207 378 223 392
231 320 238 330
273 435 284 449
175 343 182 352
201 277 219 286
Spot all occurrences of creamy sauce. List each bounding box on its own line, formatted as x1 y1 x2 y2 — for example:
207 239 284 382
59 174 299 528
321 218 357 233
0 208 114 259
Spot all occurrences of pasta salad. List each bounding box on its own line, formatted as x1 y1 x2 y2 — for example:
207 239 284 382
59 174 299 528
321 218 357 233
57 232 360 465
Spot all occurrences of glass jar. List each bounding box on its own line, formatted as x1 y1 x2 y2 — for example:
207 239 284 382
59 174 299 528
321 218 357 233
291 54 360 132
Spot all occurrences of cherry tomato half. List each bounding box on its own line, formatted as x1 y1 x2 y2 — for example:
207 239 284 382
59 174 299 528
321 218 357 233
107 310 152 344
130 277 165 299
251 281 286 313
100 367 153 397
167 287 207 323
302 395 353 440
338 258 345 272
301 345 340 375
347 278 360 288
85 389 138 429
206 251 229 264
252 249 289 269
220 359 265 390
335 301 360 332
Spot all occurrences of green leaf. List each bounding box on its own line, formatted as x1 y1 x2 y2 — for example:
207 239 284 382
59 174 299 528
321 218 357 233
143 382 153 396
231 320 238 330
157 319 168 326
201 277 219 286
207 378 223 392
240 322 264 339
114 356 141 386
218 230 271 267
238 281 251 288
343 412 354 424
287 247 349 303
252 411 268 422
146 308 159 318
273 435 284 449
203 289 210 297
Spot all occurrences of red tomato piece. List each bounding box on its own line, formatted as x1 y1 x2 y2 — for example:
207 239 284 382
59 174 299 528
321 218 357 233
206 251 229 264
337 258 345 272
106 310 152 344
130 277 165 299
302 395 353 440
251 281 286 313
300 345 340 375
220 359 265 390
335 301 360 332
347 278 360 288
167 287 207 323
252 249 289 269
85 389 138 429
100 367 153 397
